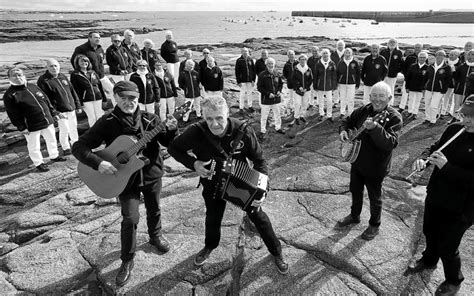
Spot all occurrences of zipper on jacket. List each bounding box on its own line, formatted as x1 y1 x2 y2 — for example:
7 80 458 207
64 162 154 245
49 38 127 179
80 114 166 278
55 77 73 109
26 88 50 125
80 72 97 101
189 71 195 98
245 58 249 81
346 63 349 84
270 73 275 97
323 67 327 92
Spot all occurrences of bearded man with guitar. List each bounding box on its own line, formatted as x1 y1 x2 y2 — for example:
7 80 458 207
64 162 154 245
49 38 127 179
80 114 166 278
72 81 178 287
337 81 403 240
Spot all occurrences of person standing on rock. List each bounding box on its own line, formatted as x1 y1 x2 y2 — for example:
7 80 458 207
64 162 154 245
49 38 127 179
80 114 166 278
129 60 160 114
308 46 320 108
106 34 132 83
37 58 82 155
167 95 289 274
160 30 180 85
257 57 285 137
337 81 402 240
292 54 313 125
361 44 388 105
179 59 202 122
201 56 224 97
235 47 257 114
380 38 403 106
405 51 429 120
399 43 423 113
282 50 298 119
141 39 159 73
72 80 178 287
439 49 461 120
337 48 361 118
179 49 200 81
198 48 217 78
122 29 142 72
408 94 474 296
70 31 115 105
331 40 346 107
255 49 269 76
4 67 67 172
313 49 338 122
153 61 177 122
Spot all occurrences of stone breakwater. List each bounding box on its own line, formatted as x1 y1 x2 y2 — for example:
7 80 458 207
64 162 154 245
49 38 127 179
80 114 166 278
0 36 472 295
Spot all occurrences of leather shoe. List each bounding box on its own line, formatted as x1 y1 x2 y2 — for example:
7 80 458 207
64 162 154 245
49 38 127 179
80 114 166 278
407 259 437 273
336 214 360 228
51 156 67 162
435 281 461 296
275 129 285 134
116 259 134 287
194 247 213 266
361 225 379 240
36 163 50 172
149 235 170 253
274 254 289 274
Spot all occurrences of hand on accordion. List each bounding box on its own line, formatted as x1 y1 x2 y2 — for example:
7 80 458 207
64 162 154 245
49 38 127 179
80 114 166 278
251 191 267 207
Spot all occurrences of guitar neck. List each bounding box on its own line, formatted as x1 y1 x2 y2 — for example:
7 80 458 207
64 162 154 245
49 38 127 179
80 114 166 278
128 122 166 156
349 125 366 141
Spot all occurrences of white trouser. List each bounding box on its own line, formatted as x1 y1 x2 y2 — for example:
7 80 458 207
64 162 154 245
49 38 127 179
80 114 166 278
166 62 180 85
57 110 78 150
424 91 443 123
260 104 282 133
333 87 340 104
310 86 316 106
294 91 310 119
399 81 409 109
317 90 333 118
384 77 397 106
453 94 465 119
24 124 59 167
239 82 253 109
139 103 155 114
83 100 104 128
283 89 296 113
183 96 201 122
363 85 372 105
440 88 454 115
159 97 176 121
339 84 356 116
206 90 223 97
99 76 116 106
407 91 423 115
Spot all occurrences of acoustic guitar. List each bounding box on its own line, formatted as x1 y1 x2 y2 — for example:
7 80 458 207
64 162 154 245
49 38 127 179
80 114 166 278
340 111 389 163
77 101 191 198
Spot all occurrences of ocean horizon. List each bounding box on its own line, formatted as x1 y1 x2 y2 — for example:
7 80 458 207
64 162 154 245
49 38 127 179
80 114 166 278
0 11 472 65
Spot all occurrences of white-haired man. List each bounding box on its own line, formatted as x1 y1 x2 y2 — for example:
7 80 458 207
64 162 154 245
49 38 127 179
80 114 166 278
201 56 224 97
337 81 402 240
179 59 202 122
399 43 424 112
106 34 132 83
380 38 403 106
282 50 298 117
235 47 257 113
314 49 337 121
405 51 429 119
331 40 346 105
179 49 200 80
141 39 159 73
122 29 141 71
161 30 180 85
168 95 289 274
361 44 388 105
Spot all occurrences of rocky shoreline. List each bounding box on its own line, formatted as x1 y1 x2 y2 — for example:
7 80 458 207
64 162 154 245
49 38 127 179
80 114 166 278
0 36 472 295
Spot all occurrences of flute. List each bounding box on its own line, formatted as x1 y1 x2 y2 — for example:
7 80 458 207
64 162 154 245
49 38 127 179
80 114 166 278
406 127 466 180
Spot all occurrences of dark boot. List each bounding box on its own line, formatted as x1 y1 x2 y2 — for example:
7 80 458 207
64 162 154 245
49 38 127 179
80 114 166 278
335 214 360 228
115 259 134 287
273 254 289 274
407 259 437 273
149 235 170 253
194 247 213 266
361 225 379 240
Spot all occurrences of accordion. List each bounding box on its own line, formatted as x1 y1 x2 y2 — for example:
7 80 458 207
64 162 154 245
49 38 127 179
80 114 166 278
206 158 269 211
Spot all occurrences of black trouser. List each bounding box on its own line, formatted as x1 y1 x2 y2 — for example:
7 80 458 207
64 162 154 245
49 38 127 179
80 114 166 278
421 203 472 285
349 167 384 226
202 189 282 256
119 179 162 261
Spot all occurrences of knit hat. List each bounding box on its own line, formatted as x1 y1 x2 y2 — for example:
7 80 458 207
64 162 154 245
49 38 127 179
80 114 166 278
113 81 139 97
460 94 474 117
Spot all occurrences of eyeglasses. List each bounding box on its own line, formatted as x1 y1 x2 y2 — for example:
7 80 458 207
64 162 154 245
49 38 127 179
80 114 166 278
113 40 121 43
203 52 210 55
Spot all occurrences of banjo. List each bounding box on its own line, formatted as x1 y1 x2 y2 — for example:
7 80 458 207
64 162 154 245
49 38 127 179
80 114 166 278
341 111 390 163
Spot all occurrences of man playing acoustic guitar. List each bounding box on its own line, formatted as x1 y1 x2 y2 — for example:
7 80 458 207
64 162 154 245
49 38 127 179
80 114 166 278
168 95 289 274
337 81 402 240
72 81 178 287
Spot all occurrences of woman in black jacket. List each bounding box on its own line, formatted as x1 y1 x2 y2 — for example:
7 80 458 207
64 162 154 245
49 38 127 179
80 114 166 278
336 48 360 117
70 54 107 128
292 54 313 124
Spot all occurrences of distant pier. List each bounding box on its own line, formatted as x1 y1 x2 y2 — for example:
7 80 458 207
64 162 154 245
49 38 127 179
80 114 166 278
291 10 474 23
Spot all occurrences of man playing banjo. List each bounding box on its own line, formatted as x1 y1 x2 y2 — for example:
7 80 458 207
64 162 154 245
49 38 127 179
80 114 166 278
336 81 403 240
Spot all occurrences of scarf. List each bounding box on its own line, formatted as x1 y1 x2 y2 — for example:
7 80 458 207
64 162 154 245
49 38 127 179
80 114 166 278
154 69 164 80
296 63 309 74
344 57 353 66
448 58 459 66
337 49 344 58
112 107 141 135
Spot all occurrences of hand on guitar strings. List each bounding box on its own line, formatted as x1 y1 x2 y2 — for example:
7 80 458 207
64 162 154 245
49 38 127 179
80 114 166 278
340 130 349 142
98 161 118 175
363 117 377 130
194 160 212 178
251 192 267 207
165 114 178 131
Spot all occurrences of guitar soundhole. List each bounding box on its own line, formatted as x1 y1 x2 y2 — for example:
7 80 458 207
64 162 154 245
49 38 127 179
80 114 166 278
116 152 130 164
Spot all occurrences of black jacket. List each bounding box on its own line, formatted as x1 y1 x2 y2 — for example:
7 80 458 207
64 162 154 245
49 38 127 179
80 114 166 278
255 58 267 76
72 108 177 185
160 40 179 63
424 62 452 94
447 60 462 88
235 56 256 84
121 41 141 71
402 53 418 76
154 70 177 99
336 59 361 87
106 45 132 75
421 123 474 221
292 66 313 95
178 70 201 98
37 71 81 113
340 104 402 177
282 60 298 89
380 48 403 78
201 66 224 91
308 55 319 72
168 117 267 192
129 72 160 104
3 83 57 132
141 48 160 73
70 41 105 78
405 63 428 92
179 59 200 81
70 70 106 104
198 59 218 77
361 55 388 87
313 60 337 91
257 70 283 105
330 51 343 65
453 63 474 96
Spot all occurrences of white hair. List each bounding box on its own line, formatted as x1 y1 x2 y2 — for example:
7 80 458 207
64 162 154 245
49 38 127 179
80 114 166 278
201 95 228 112
336 40 345 47
143 39 155 48
371 81 392 98
418 51 428 58
124 29 135 37
321 48 330 55
185 59 195 67
265 57 275 65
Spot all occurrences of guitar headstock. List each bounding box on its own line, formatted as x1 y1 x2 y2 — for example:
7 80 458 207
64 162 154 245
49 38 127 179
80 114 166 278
373 110 389 125
172 101 192 121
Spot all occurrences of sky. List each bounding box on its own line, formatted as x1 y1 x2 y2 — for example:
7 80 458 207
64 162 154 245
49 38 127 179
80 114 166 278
0 0 473 11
